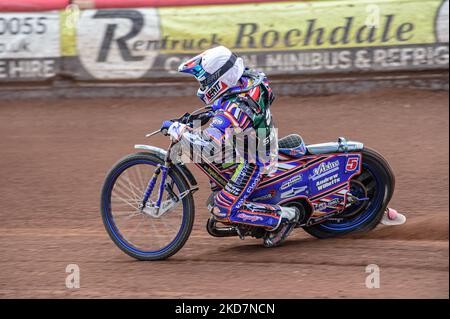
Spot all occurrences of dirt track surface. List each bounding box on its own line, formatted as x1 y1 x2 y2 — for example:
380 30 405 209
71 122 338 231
0 89 448 298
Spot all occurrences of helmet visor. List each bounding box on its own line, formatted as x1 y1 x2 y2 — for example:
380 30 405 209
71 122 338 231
178 55 207 87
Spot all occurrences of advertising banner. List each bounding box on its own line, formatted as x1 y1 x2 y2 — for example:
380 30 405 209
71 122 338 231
63 0 449 80
0 11 61 81
1 0 448 82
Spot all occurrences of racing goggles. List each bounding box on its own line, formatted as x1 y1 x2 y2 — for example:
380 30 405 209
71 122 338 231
178 53 238 91
178 55 207 85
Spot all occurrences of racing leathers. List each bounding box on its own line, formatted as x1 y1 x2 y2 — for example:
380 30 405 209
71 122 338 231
172 70 284 230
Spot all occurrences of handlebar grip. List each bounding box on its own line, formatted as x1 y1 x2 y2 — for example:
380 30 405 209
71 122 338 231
195 112 213 126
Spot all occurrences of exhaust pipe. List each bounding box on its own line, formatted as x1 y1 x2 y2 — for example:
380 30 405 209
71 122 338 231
206 218 239 237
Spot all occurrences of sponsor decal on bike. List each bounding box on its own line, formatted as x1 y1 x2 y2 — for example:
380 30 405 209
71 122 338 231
237 213 263 222
252 190 276 201
313 160 340 176
280 186 308 199
316 173 341 191
280 174 303 190
259 156 328 188
314 198 342 211
314 202 328 212
289 148 306 156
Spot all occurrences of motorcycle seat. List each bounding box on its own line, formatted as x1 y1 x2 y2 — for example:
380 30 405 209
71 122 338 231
278 134 307 158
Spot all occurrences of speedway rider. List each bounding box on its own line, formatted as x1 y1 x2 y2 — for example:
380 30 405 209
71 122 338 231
160 46 299 247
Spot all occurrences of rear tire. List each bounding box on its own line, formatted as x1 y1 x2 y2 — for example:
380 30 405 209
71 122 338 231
303 147 393 239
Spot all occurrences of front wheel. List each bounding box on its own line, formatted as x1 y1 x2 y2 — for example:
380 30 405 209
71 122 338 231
303 147 393 239
100 152 195 260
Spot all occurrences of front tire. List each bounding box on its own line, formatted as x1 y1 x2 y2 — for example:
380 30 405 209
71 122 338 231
100 152 195 260
304 147 393 239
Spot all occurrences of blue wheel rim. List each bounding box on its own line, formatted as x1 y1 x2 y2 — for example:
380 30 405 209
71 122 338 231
103 159 187 256
319 162 383 231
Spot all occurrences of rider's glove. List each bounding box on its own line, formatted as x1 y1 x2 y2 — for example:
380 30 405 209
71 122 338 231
210 100 222 113
161 120 187 141
160 120 173 135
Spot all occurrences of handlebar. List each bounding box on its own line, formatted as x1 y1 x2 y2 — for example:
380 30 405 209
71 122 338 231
176 110 212 126
145 106 213 138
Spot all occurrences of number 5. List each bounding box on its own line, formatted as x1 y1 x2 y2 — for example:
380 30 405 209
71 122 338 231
346 158 359 171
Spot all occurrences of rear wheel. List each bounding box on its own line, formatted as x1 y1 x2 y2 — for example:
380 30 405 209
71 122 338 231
303 147 393 239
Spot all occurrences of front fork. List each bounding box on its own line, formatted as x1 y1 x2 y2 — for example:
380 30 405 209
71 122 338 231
139 141 198 216
139 164 169 214
139 142 176 214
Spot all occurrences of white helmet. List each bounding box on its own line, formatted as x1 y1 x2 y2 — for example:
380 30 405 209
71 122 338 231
178 46 245 104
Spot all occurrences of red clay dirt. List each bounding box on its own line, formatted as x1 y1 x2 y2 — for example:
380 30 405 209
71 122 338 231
0 89 448 298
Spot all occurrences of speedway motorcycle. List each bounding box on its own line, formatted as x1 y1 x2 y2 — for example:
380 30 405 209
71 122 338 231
100 107 395 260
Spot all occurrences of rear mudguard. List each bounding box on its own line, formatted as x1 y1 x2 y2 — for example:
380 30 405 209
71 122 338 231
134 144 198 189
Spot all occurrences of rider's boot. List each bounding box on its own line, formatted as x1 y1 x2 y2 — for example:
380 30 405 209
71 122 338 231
263 206 299 248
